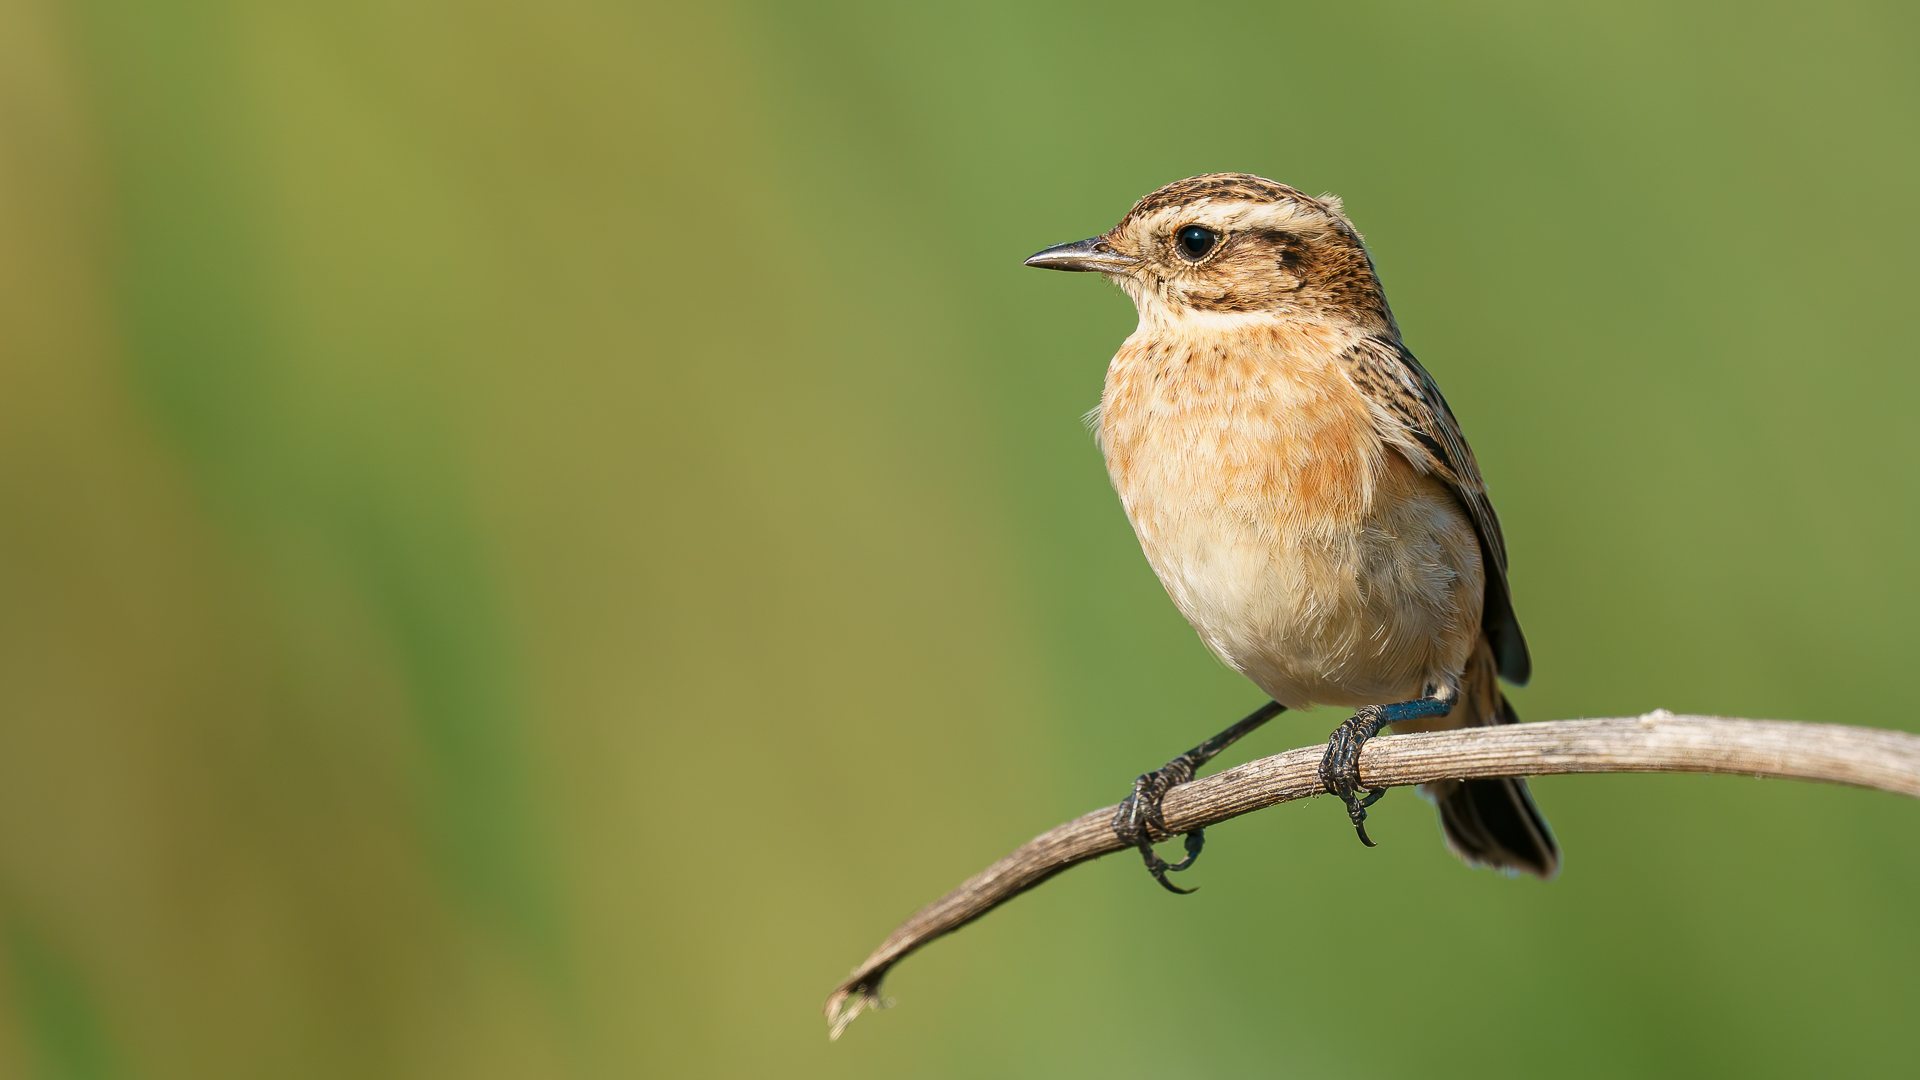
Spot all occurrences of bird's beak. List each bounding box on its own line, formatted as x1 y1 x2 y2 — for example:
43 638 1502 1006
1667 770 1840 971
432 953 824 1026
1023 236 1139 274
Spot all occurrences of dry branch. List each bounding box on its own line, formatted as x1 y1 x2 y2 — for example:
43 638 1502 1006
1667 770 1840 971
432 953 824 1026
825 711 1920 1039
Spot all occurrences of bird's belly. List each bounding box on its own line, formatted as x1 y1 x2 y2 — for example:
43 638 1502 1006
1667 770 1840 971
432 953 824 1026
1116 451 1484 710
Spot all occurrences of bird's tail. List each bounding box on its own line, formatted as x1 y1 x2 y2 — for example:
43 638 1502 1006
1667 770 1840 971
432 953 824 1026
1414 638 1561 879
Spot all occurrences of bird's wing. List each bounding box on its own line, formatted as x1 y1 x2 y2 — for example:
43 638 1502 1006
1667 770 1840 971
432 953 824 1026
1337 336 1531 684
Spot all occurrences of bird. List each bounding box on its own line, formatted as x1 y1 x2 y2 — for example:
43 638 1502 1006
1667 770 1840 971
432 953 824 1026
1024 173 1558 892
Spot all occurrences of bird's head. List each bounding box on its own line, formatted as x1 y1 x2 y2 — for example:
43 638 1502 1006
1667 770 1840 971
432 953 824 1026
1025 173 1393 334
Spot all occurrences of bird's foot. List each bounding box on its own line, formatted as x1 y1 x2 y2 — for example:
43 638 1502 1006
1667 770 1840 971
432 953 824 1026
1318 709 1390 847
1109 701 1285 893
1112 756 1205 894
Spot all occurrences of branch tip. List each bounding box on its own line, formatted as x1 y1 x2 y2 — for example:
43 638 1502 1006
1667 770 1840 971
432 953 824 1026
825 979 890 1041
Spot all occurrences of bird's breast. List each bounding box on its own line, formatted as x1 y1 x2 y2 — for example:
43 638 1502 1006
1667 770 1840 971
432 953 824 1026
1097 322 1481 708
1099 323 1381 532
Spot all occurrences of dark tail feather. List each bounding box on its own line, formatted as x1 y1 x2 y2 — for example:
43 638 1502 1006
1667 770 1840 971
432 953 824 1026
1430 775 1559 880
1426 689 1560 879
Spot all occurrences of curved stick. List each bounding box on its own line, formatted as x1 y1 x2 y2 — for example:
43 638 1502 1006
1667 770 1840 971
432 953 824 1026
825 712 1920 1039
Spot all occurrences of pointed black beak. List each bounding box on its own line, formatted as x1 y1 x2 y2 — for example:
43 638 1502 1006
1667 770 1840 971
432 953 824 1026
1023 236 1139 273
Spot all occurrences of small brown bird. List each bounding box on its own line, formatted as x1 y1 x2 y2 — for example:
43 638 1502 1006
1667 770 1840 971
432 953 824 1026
1026 173 1558 890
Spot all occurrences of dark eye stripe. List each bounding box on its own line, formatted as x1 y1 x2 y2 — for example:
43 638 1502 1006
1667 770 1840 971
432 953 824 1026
1177 225 1218 260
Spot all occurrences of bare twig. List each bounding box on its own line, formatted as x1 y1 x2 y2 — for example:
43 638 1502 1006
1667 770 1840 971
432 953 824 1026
825 712 1920 1038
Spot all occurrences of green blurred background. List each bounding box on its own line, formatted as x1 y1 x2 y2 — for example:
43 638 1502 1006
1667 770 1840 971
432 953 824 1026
1 1 1916 1076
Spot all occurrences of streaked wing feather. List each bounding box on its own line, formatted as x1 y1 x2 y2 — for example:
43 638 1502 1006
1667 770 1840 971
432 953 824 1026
1337 337 1532 684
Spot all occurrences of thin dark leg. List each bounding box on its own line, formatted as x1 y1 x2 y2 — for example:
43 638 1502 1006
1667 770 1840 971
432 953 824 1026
1113 700 1285 894
1318 695 1454 847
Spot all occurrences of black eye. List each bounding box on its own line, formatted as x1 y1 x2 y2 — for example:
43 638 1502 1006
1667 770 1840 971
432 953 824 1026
1177 225 1218 260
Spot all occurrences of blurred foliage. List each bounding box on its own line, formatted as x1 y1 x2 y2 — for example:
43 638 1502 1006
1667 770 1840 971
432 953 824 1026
0 0 1915 1076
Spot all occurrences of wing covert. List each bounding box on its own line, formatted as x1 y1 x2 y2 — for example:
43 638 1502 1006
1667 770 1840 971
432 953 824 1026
1337 337 1531 684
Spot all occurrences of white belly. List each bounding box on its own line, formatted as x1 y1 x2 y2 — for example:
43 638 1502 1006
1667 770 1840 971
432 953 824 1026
1130 467 1482 708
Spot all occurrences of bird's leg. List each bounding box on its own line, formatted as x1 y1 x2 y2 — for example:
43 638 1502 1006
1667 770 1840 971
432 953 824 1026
1318 694 1455 847
1113 700 1285 893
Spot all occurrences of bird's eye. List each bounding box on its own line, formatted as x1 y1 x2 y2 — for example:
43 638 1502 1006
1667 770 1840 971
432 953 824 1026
1176 225 1218 260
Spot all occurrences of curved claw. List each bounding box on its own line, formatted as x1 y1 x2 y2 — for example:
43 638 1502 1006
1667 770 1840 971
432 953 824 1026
1138 829 1205 895
1164 827 1205 873
1346 786 1387 846
1148 866 1197 895
1348 806 1378 848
